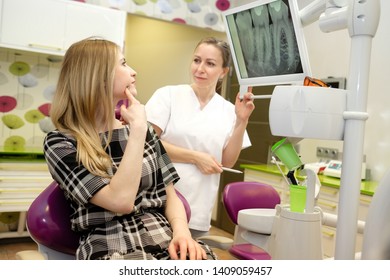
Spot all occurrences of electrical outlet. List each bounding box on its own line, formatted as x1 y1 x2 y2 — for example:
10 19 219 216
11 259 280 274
316 147 339 159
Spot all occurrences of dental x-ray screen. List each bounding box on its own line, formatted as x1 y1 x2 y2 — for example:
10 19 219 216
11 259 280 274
223 0 311 87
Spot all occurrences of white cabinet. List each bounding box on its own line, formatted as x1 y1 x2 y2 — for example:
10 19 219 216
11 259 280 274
64 3 126 51
242 166 373 259
0 161 52 239
0 0 126 55
0 0 65 53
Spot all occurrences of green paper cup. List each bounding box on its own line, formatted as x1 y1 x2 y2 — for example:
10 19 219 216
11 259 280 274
290 185 307 213
271 138 303 170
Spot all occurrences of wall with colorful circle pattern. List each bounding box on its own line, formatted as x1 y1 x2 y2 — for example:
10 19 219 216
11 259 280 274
76 0 231 32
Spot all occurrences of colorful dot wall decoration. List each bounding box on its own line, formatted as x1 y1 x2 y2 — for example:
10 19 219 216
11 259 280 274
0 48 61 151
78 0 231 32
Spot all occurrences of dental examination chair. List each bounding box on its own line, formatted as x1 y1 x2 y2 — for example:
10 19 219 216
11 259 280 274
199 181 281 260
18 181 79 260
16 180 192 260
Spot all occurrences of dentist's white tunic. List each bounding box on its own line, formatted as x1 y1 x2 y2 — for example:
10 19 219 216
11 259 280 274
145 84 251 231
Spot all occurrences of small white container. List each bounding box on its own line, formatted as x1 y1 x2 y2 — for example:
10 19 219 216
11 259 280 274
269 205 324 260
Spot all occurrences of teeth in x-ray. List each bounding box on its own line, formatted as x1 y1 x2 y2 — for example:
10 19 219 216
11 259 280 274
269 0 295 69
235 10 255 64
251 5 272 73
234 0 298 77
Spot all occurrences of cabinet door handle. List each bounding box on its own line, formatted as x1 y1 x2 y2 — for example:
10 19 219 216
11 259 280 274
360 197 372 204
321 188 338 196
28 43 63 51
317 200 337 210
322 229 335 238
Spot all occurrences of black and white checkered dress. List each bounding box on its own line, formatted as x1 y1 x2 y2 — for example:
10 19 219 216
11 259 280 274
43 124 216 260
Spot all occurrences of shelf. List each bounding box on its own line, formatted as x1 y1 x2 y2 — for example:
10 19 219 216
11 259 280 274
0 157 51 239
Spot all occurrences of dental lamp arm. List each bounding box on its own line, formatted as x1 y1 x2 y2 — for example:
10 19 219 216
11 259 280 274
299 0 349 32
299 0 327 26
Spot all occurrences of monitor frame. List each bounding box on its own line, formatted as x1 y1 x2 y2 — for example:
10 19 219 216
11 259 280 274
222 0 311 93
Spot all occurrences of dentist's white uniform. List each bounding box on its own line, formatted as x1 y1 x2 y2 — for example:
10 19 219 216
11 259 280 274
146 84 251 231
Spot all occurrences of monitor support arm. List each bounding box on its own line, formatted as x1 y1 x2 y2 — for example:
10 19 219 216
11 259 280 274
299 0 380 259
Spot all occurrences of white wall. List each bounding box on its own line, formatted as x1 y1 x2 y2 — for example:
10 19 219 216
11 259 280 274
231 0 390 182
124 15 226 105
297 0 390 183
365 0 390 182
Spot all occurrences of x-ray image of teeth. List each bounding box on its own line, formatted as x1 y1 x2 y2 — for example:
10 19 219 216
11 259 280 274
235 10 255 66
234 0 302 78
269 0 295 69
251 5 272 76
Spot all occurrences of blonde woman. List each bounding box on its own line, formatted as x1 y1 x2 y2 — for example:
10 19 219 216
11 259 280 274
44 38 216 260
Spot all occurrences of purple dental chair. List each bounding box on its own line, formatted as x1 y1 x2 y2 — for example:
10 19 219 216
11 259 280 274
22 180 191 260
199 181 281 260
25 181 79 259
222 181 280 260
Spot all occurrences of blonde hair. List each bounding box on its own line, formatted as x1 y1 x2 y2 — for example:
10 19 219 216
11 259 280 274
50 38 119 178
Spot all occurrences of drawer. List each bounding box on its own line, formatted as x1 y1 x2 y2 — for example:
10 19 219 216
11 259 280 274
244 169 289 202
0 162 49 171
244 169 284 187
321 225 336 258
0 172 51 178
358 194 372 221
0 175 52 185
321 226 364 259
317 193 371 221
0 180 51 188
0 198 34 212
318 185 339 202
317 198 338 215
0 187 44 199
